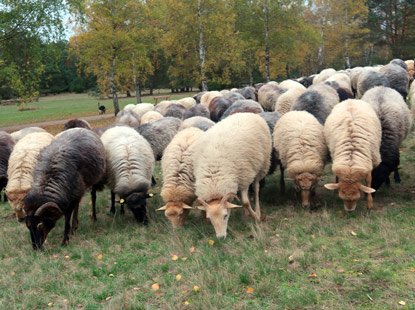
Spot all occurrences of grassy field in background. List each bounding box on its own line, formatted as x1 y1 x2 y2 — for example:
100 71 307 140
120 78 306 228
0 127 414 308
0 91 198 128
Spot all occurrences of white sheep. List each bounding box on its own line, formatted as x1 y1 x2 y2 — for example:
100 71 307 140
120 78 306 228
132 103 154 121
193 113 271 238
140 111 164 125
278 80 306 90
100 126 155 222
157 127 204 227
324 99 381 211
10 127 46 142
200 91 222 108
5 132 54 221
325 73 352 92
115 110 140 127
273 111 328 208
176 97 196 110
275 87 306 114
312 68 336 85
258 82 287 111
123 104 136 111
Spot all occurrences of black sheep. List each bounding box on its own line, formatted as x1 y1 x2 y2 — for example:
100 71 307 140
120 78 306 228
0 132 15 202
23 128 106 249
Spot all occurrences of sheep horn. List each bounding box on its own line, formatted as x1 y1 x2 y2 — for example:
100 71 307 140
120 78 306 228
34 202 63 216
196 199 210 209
220 193 239 205
156 206 167 211
182 203 193 210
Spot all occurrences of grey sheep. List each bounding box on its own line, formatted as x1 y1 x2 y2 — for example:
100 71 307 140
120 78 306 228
379 63 410 99
356 70 390 98
116 110 140 127
183 104 210 119
164 104 186 119
258 82 287 111
220 100 264 120
179 116 215 131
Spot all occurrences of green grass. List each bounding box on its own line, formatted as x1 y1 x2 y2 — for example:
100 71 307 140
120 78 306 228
0 91 198 128
1 133 415 309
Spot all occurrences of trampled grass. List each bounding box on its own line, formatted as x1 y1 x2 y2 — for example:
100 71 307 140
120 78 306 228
0 130 415 309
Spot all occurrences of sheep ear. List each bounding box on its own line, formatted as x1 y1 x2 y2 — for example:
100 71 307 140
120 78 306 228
360 184 376 194
197 206 206 211
156 206 167 211
226 202 242 209
324 183 340 190
182 204 193 210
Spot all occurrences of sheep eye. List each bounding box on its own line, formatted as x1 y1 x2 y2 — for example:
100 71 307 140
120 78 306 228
223 214 228 220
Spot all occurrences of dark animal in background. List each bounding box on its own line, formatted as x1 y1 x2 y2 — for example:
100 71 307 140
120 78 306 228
0 131 15 202
62 119 92 131
98 102 106 114
23 128 106 250
220 100 263 120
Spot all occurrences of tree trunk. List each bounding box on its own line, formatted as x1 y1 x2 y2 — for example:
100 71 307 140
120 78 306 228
149 75 154 96
317 12 327 72
285 64 290 79
249 70 254 86
198 0 208 92
344 6 351 69
110 56 119 116
132 53 141 104
264 1 270 82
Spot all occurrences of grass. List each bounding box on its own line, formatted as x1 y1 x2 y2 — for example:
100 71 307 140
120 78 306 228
0 91 198 128
1 128 415 308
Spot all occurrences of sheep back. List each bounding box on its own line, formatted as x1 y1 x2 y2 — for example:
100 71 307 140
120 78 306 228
116 110 140 127
356 70 390 98
258 83 287 111
379 63 410 99
179 116 214 131
220 100 264 120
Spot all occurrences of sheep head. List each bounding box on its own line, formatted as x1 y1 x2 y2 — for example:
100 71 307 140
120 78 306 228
25 202 63 250
294 173 318 209
325 182 375 211
156 202 192 228
125 192 153 224
5 189 27 222
196 193 241 239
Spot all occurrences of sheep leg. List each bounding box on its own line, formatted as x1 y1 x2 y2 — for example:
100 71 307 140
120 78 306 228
71 203 79 234
241 189 260 221
120 204 125 215
280 165 285 195
202 211 209 223
366 173 374 210
110 191 116 215
91 187 97 223
254 179 261 219
62 213 71 246
394 169 401 183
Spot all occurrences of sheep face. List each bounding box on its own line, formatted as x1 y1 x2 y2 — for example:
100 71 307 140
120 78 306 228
125 193 151 224
371 163 391 191
24 202 63 250
196 194 242 239
156 202 192 228
324 182 375 211
5 190 26 222
294 173 318 209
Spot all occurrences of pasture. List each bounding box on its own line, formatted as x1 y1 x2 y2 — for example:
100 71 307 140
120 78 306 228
1 93 415 309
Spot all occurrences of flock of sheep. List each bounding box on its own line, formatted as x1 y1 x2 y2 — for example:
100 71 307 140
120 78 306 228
0 58 414 249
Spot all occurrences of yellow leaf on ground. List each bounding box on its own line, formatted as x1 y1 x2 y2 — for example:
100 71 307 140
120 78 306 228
97 254 103 260
184 301 190 305
246 287 254 293
176 274 182 281
105 296 111 301
133 288 140 291
88 201 92 205
190 246 195 253
181 257 187 261
64 255 70 259
10 272 15 276
209 240 214 245
309 273 317 278
350 230 357 236
311 234 315 239
152 278 158 282
398 301 406 306
193 285 200 292
410 267 415 272
172 254 179 261
47 303 53 307
152 283 160 291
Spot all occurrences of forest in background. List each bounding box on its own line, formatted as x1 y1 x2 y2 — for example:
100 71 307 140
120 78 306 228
1 0 415 104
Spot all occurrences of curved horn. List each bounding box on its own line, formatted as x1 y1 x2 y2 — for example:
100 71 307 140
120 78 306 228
156 206 167 211
34 202 63 217
196 199 210 209
220 193 239 205
182 203 193 210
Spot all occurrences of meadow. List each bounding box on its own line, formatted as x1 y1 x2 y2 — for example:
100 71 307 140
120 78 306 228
1 93 415 309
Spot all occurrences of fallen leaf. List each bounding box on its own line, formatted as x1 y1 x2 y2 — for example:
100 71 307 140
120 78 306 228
357 272 363 276
18 282 22 286
350 230 357 236
184 301 190 305
411 267 415 272
120 199 125 204
264 250 268 253
88 201 92 205
114 262 118 265
275 234 280 237
193 285 200 292
47 302 53 307
109 274 114 277
97 254 103 260
65 255 70 259
10 271 15 276
172 254 179 261
156 292 163 295
176 274 182 281
309 273 317 278
398 301 406 306
181 290 187 294
338 269 345 274
105 296 111 301
261 215 267 221
283 218 288 221
209 240 214 245
133 287 140 291
338 210 343 215
246 287 254 293
181 257 187 261
190 246 195 253
152 283 160 291
311 234 315 239
389 202 396 206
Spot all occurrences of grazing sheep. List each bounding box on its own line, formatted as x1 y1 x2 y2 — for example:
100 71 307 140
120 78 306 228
324 99 381 211
291 84 339 124
140 111 164 125
137 117 182 160
236 86 256 100
193 92 206 104
158 127 204 227
279 80 306 91
193 113 271 238
224 91 245 103
209 96 232 122
361 86 412 190
356 70 390 98
390 59 408 71
6 132 54 221
258 83 287 111
62 119 92 131
23 128 106 249
379 63 410 99
275 87 306 114
179 116 214 131
273 111 328 208
164 103 186 119
176 97 196 110
313 68 336 85
220 99 264 120
154 101 174 116
116 109 140 127
405 60 414 81
200 91 222 108
296 76 314 88
183 104 210 119
326 73 352 92
123 104 136 111
0 131 15 202
100 126 155 223
10 127 46 142
132 103 154 121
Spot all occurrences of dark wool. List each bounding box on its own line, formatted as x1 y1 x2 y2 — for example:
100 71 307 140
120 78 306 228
220 100 263 120
183 104 210 120
62 119 92 131
164 104 186 119
209 97 232 122
291 91 331 125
